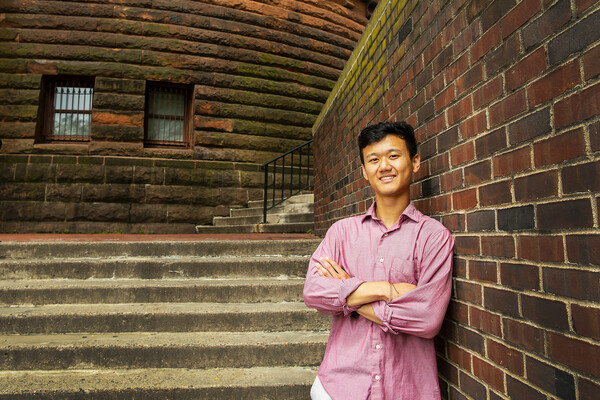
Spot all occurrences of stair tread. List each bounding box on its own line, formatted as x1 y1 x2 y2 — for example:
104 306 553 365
0 330 328 349
0 301 313 316
0 366 318 394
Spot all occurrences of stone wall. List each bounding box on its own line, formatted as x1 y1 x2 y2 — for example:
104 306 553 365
0 0 369 231
312 0 600 398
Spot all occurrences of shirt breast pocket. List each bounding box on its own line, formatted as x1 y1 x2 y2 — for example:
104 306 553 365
389 257 418 285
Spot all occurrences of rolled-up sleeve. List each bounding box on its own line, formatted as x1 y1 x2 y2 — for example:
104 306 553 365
303 223 365 316
371 229 454 338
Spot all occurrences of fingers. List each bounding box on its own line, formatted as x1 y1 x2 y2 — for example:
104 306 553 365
316 257 349 279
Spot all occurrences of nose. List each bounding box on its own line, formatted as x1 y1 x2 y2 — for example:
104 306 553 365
379 156 392 171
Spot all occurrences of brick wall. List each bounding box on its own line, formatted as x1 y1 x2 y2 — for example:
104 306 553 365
313 0 600 398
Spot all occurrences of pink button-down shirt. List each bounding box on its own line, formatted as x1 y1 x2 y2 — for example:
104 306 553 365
304 202 454 400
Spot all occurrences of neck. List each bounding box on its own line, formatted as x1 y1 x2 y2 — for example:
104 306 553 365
374 194 410 229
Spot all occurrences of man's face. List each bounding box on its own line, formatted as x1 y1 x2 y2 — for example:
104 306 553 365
361 134 420 199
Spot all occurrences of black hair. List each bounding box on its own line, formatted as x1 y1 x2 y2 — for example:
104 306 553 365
357 121 418 165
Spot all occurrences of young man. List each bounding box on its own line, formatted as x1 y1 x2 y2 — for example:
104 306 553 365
303 121 454 400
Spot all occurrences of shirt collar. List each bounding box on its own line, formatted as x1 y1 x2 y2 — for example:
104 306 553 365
361 201 420 224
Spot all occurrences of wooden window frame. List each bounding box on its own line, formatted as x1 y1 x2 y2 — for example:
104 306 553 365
39 76 95 142
144 82 193 148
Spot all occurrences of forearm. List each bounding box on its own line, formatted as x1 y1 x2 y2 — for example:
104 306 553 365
346 281 389 307
357 304 383 325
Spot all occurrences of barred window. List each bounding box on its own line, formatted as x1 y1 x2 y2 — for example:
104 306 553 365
145 83 192 147
41 76 94 141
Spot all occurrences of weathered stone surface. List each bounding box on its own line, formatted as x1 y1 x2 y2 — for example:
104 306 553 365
191 186 221 206
133 166 165 185
93 93 145 110
90 125 144 142
92 111 144 127
56 164 105 184
95 77 146 95
25 164 56 182
82 184 145 203
66 202 130 222
0 89 40 105
0 104 38 121
0 122 36 139
195 130 306 153
166 204 213 223
130 203 167 223
105 165 134 184
45 183 82 202
0 183 46 201
88 141 144 156
194 146 278 164
0 73 42 89
145 185 192 204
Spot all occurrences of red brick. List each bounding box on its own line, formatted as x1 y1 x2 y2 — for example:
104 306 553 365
459 370 486 399
522 0 571 49
430 194 452 213
485 34 521 76
464 160 491 185
547 332 600 377
446 52 469 83
440 169 463 191
455 279 482 304
521 294 569 331
471 24 501 62
500 262 540 291
424 35 443 66
566 234 600 266
533 127 586 167
493 146 531 177
590 120 600 152
518 235 564 263
467 210 495 232
448 96 472 125
442 213 465 232
508 107 552 145
479 180 512 206
572 305 600 341
457 63 483 98
528 60 581 107
469 260 497 283
487 339 524 375
481 0 517 32
475 127 506 157
489 90 527 127
448 301 469 325
426 74 446 100
554 81 600 128
579 377 600 400
507 376 547 400
501 0 542 39
448 342 472 371
562 160 600 194
575 0 596 13
514 170 558 201
430 152 450 174
472 76 503 110
438 126 459 151
544 267 600 301
537 198 593 230
459 111 486 139
481 235 516 258
472 356 504 391
437 356 459 388
435 84 455 111
484 287 519 317
443 9 466 46
503 319 545 353
457 325 485 355
525 356 576 399
455 235 480 256
452 188 477 210
453 257 467 278
450 141 475 166
506 47 547 91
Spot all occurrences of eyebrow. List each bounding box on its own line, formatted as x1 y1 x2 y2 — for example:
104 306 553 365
365 148 403 158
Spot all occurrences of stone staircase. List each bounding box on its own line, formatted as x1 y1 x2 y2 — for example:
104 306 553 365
196 193 314 234
0 238 329 399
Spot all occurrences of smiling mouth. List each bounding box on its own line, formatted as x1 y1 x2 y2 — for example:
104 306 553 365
379 175 396 182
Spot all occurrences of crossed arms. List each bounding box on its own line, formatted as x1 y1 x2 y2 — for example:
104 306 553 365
315 256 416 325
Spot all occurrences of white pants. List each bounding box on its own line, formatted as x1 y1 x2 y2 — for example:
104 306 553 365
310 376 333 400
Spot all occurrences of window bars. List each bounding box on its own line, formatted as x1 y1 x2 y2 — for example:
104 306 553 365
43 77 94 141
145 83 191 146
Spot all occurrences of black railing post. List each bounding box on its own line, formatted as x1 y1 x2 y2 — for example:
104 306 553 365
260 139 313 223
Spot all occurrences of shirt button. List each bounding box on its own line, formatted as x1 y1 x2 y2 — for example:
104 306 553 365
375 344 381 350
375 375 381 381
379 258 384 263
384 233 388 237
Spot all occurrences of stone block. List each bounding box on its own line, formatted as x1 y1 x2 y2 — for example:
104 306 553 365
105 165 134 184
0 164 15 182
219 187 249 206
0 73 42 89
191 187 221 206
67 202 130 222
130 203 167 223
166 204 213 224
82 184 145 203
0 139 35 153
45 184 82 202
34 202 68 222
25 164 56 182
164 168 238 187
56 164 105 184
0 105 38 121
239 170 265 188
92 111 144 127
93 92 145 110
145 185 192 204
88 141 143 156
133 166 164 185
90 125 144 142
0 183 46 201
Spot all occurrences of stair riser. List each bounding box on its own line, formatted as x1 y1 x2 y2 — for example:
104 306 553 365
0 259 309 280
0 240 321 260
214 213 312 226
0 284 305 305
0 385 313 400
230 203 314 217
0 343 326 370
0 312 331 334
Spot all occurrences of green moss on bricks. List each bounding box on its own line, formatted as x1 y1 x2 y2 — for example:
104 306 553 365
95 77 146 95
141 22 173 37
232 119 312 140
0 89 40 105
258 53 303 70
0 59 28 74
237 63 335 91
0 105 39 121
0 74 41 89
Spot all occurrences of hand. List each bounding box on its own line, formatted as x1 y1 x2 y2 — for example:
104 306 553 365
315 257 350 279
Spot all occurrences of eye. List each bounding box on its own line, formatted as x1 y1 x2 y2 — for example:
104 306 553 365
389 154 399 159
368 157 378 163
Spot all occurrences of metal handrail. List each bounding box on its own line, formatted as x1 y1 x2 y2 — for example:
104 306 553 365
260 140 313 223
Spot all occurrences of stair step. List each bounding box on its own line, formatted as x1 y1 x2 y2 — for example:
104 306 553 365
0 330 328 370
0 256 310 280
0 239 321 259
213 213 313 226
248 193 313 208
230 202 313 217
0 366 318 399
195 222 313 234
0 278 305 305
0 302 331 334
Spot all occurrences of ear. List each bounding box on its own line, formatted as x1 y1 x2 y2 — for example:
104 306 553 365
361 164 368 181
412 154 421 174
